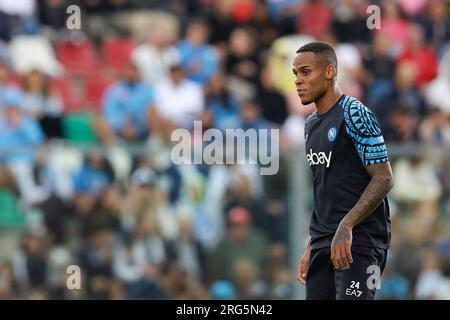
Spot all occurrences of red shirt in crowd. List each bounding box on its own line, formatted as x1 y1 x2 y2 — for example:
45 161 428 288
398 46 438 86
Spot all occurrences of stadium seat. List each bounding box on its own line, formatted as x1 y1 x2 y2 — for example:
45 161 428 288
101 38 135 72
0 189 25 228
56 40 97 76
51 77 82 111
84 72 113 111
62 112 98 145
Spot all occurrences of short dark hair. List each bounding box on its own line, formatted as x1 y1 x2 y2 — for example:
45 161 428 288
296 41 338 70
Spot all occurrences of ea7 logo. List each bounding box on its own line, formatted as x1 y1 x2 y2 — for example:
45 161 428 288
346 281 363 297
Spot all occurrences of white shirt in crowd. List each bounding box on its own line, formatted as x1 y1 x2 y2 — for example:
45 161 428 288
132 44 179 85
0 0 34 16
154 78 204 129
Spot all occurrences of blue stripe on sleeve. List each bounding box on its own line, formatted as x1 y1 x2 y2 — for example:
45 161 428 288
340 97 389 166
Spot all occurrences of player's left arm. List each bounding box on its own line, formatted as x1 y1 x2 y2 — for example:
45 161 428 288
341 162 394 228
331 101 394 270
331 162 394 270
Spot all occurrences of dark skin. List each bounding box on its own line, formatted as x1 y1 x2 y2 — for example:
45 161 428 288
293 51 394 283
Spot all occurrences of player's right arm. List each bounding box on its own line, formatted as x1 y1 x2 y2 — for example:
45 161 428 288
297 236 311 285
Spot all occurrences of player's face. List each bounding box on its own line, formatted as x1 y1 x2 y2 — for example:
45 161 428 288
292 52 328 105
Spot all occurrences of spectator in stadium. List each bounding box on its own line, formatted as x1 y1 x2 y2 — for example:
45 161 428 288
94 62 155 145
296 0 333 39
78 228 115 299
379 0 410 58
131 26 180 86
437 156 450 218
0 260 18 299
248 0 280 50
0 87 45 206
205 0 237 49
435 221 450 273
418 0 450 56
425 50 450 116
376 261 411 299
177 17 219 85
112 214 169 299
264 243 293 299
177 170 219 250
321 31 364 99
392 156 442 206
419 107 450 147
208 280 236 300
0 59 16 107
330 0 370 44
37 0 68 31
159 262 206 299
169 215 207 283
223 171 269 240
77 185 121 244
204 70 241 132
392 155 442 241
392 228 428 289
415 251 449 299
226 26 261 86
388 110 419 144
121 165 178 243
0 10 12 42
389 61 428 119
208 207 268 282
72 150 116 238
256 65 289 127
13 231 50 297
261 160 290 245
152 63 204 139
206 0 236 49
28 149 75 244
20 69 63 139
9 24 63 77
397 23 438 87
0 161 17 192
362 32 396 122
398 0 429 18
73 151 114 197
232 257 267 299
240 100 272 132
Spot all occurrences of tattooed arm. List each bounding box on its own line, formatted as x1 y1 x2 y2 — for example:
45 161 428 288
330 162 394 270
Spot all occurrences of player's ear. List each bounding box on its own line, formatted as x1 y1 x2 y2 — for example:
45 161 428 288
326 64 336 80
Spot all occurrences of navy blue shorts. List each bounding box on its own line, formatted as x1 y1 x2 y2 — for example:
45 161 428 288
306 245 388 300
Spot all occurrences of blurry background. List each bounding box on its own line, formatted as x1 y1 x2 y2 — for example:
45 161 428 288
0 0 449 300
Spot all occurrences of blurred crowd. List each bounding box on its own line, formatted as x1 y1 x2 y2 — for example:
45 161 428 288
0 0 449 300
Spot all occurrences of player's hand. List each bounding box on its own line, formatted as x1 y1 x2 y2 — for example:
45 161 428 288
297 241 311 285
331 223 353 270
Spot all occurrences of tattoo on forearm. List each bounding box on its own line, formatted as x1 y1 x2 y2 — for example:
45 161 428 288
334 227 351 243
343 164 393 228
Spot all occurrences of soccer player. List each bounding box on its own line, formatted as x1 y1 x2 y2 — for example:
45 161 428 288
293 41 394 300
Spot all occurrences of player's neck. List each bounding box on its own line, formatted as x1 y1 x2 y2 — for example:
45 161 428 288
315 86 343 115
